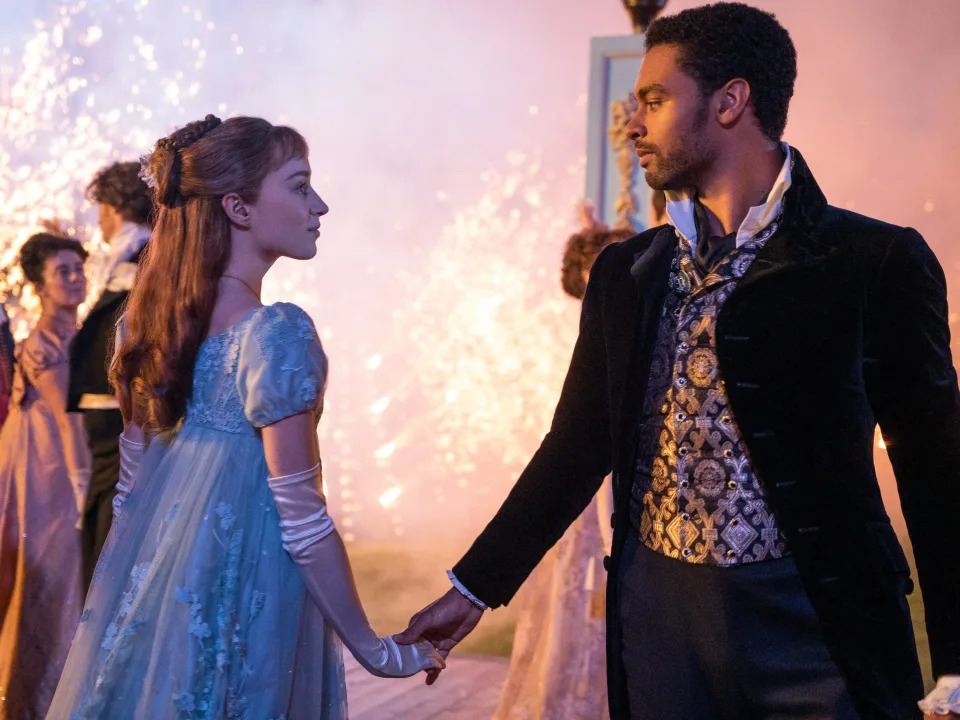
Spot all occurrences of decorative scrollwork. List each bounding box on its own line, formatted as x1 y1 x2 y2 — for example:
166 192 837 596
607 94 640 231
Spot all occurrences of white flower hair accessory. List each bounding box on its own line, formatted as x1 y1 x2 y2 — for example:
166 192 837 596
138 150 158 191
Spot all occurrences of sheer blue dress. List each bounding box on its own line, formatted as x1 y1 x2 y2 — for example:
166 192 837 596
47 303 347 720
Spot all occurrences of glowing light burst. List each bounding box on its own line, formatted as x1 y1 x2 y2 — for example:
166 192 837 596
0 0 238 338
378 486 403 509
1 1 592 542
346 149 585 537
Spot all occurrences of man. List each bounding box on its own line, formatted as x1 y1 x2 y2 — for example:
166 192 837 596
68 161 152 590
398 4 960 719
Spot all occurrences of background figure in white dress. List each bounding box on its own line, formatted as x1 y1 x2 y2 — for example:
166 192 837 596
491 205 640 720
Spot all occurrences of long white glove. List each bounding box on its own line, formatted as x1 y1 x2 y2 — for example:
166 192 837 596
112 432 145 524
267 463 444 678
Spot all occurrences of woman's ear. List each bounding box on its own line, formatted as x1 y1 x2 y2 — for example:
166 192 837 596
221 192 252 228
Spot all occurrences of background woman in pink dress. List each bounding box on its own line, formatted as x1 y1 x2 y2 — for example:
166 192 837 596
0 233 91 719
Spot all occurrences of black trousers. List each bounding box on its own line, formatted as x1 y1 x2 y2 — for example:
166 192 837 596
618 534 861 720
81 409 123 593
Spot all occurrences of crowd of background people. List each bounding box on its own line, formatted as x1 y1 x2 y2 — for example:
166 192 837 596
0 162 153 717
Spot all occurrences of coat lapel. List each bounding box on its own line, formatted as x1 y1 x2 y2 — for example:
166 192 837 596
735 147 837 294
629 225 677 288
736 219 838 294
89 289 125 317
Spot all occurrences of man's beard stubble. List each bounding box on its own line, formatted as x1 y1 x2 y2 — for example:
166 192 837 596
640 102 711 192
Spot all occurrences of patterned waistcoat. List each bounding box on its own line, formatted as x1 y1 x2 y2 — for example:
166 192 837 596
628 226 789 566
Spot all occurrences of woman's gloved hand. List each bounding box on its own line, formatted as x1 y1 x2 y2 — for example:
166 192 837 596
268 463 445 678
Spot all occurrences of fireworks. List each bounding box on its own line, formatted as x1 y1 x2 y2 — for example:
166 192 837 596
0 0 240 336
1 1 589 541
321 149 585 540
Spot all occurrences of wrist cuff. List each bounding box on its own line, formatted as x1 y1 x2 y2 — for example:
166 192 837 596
446 570 487 610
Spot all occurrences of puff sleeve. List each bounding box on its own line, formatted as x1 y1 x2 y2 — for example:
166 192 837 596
235 303 327 427
20 328 70 386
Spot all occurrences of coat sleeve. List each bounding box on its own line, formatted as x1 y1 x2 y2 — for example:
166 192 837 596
451 247 615 608
865 227 960 677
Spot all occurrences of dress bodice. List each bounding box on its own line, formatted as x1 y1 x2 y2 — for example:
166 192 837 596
12 320 76 409
184 302 327 436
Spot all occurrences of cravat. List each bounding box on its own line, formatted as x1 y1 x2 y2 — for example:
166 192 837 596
692 200 736 276
693 231 736 276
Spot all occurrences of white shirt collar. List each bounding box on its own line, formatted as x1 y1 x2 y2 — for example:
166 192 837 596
106 221 151 271
95 221 151 294
664 142 793 250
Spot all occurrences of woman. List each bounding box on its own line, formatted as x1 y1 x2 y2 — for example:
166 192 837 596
47 115 441 719
0 233 90 719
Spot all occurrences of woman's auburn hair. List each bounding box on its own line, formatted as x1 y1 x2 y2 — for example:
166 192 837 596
109 115 308 431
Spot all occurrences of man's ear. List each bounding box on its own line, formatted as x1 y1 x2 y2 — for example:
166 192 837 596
221 192 251 228
716 77 751 128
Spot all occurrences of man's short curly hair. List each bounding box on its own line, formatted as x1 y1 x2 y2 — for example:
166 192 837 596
646 2 797 141
561 225 634 300
19 233 88 286
87 161 153 226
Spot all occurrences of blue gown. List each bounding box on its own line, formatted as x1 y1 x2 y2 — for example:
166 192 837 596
47 303 347 720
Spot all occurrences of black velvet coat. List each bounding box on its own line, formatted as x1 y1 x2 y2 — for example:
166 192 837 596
67 244 146 413
453 149 960 720
0 315 14 427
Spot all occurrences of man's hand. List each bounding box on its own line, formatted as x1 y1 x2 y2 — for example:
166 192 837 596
393 587 484 685
920 675 960 719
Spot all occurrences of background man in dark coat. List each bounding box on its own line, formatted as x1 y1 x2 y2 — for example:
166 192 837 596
0 303 13 429
68 161 152 590
398 4 960 719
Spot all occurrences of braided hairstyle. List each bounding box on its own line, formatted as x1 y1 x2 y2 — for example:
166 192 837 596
110 115 309 430
151 114 223 209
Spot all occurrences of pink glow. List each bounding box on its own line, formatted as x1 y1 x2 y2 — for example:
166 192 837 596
1 0 956 544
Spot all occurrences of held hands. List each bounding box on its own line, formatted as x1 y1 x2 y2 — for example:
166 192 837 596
367 635 446 678
265 459 445 680
394 587 484 685
920 675 960 719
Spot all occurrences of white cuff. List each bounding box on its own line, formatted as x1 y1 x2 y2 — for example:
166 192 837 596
446 570 487 610
919 675 960 715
